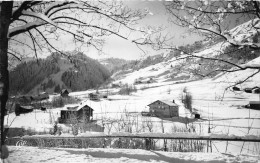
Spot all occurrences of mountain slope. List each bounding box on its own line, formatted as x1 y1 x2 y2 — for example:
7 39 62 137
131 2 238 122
111 19 260 86
9 52 111 95
99 58 131 73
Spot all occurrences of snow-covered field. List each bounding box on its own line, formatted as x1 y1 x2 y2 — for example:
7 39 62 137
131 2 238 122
5 146 260 163
4 61 260 161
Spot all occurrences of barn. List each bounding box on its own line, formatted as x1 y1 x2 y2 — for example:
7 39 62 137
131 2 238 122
148 100 179 118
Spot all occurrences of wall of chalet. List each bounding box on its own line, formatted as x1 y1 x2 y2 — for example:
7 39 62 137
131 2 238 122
60 105 93 124
149 101 179 117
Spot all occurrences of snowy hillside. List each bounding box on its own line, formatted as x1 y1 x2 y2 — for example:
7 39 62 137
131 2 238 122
112 18 260 88
5 59 260 155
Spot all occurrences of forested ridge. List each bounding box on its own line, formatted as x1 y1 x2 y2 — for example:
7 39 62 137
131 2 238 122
99 58 131 73
9 52 111 95
61 52 111 91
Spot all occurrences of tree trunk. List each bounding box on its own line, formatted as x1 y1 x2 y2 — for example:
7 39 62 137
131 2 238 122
0 1 13 145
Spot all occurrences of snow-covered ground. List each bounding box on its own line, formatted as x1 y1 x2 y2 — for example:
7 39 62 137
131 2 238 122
5 146 259 163
4 57 260 158
4 66 260 157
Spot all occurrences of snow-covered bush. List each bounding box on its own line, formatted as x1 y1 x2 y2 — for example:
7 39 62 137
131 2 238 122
118 84 137 95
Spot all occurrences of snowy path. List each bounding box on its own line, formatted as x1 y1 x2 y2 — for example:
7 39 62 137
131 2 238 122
6 146 259 163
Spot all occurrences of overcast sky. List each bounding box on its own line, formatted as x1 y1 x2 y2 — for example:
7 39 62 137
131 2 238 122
15 1 203 62
94 1 196 60
43 1 203 61
99 1 203 60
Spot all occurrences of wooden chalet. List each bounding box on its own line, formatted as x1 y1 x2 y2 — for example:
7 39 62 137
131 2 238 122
148 100 179 118
60 89 69 97
59 102 94 124
89 93 99 101
252 87 260 94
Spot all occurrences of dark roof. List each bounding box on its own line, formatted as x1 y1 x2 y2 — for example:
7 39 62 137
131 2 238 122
61 89 69 94
76 103 94 111
20 105 34 110
62 102 94 112
148 100 178 107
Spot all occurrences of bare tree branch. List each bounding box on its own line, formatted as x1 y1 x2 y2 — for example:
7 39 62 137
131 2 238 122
7 51 21 61
28 30 39 61
225 69 260 90
9 20 46 37
44 1 74 16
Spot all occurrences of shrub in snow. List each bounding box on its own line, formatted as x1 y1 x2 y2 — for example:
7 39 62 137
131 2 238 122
118 84 137 95
50 96 79 108
181 87 193 112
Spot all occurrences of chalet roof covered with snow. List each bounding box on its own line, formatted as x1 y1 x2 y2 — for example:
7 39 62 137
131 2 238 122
64 100 98 111
148 100 178 107
76 100 95 111
61 89 69 94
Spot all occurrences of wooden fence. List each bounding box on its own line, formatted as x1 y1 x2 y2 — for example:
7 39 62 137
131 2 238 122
11 132 260 142
6 133 260 153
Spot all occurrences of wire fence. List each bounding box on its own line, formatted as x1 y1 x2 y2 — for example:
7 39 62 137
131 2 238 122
91 111 260 130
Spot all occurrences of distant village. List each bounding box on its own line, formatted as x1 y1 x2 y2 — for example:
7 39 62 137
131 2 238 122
6 82 259 138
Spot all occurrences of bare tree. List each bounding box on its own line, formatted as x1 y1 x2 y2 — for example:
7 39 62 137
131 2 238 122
0 1 162 146
164 1 260 87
